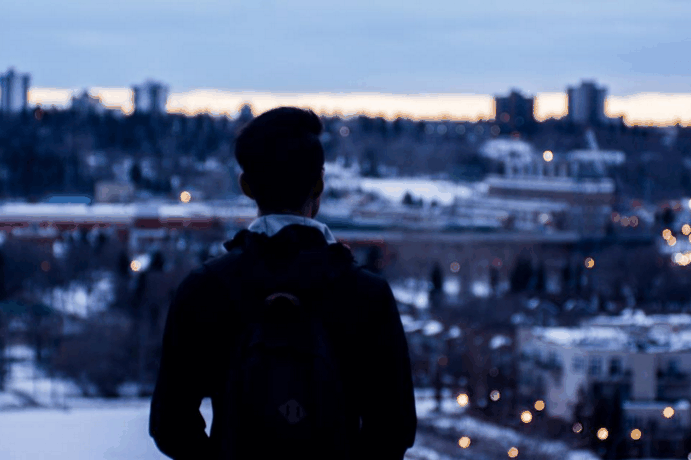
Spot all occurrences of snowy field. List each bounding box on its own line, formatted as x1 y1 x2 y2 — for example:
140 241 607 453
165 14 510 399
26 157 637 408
0 391 462 460
0 346 598 460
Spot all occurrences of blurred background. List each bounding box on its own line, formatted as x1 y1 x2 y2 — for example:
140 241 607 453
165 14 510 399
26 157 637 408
1 1 691 459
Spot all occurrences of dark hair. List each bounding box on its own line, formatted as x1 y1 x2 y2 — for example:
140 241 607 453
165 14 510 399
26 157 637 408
235 107 324 212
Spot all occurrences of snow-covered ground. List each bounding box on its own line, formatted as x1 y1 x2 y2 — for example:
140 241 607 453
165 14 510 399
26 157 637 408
0 345 598 460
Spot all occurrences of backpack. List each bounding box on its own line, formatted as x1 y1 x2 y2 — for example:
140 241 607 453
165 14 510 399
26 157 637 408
211 237 359 460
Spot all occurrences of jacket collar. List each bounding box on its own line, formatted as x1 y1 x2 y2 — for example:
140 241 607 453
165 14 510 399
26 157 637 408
246 214 338 244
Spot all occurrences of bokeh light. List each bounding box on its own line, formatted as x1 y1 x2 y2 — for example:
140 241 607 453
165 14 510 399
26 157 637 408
508 447 519 458
597 428 608 440
663 229 672 240
630 429 641 440
585 257 595 269
180 191 191 203
543 150 554 162
457 393 469 407
668 236 677 246
572 423 583 433
130 260 141 272
40 260 51 272
663 406 675 418
521 411 532 423
490 390 501 401
683 224 691 236
450 262 460 273
458 436 471 448
534 400 545 411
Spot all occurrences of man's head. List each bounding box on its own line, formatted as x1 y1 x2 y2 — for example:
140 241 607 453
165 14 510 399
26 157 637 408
235 107 325 218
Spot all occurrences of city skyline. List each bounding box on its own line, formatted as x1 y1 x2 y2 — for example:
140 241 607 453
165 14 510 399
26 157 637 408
22 86 691 127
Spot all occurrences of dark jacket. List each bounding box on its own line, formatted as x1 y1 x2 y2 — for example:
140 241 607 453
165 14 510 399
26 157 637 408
149 224 417 459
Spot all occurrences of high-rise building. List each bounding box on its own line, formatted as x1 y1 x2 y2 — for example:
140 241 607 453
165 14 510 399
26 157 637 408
132 80 168 115
70 90 105 116
0 67 31 114
567 80 608 125
494 89 535 129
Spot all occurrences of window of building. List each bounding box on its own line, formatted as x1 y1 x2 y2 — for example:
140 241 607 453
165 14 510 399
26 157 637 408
572 356 585 373
588 356 602 376
668 359 680 375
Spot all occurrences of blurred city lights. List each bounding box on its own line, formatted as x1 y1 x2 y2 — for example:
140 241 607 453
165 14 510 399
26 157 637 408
572 423 583 433
543 150 553 162
688 198 691 210
40 260 50 272
597 428 608 440
620 217 630 227
457 393 469 407
180 191 191 203
520 411 532 423
585 257 595 269
611 212 620 223
663 229 672 240
458 436 471 448
675 252 691 266
339 126 350 137
490 390 501 401
684 224 691 236
534 400 545 411
630 216 639 227
668 236 677 246
508 447 519 458
450 262 460 273
130 260 141 272
663 406 675 418
630 429 641 440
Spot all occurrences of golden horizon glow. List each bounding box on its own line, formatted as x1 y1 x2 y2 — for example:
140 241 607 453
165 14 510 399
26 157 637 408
24 87 691 126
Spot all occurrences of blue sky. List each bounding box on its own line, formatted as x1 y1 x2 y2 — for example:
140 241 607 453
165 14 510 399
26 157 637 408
2 0 690 96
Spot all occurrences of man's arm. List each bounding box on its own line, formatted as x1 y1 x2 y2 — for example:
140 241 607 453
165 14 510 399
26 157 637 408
359 278 418 459
149 270 213 459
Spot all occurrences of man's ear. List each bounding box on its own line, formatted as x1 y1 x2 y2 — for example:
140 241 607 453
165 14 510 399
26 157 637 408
311 169 325 198
239 172 255 200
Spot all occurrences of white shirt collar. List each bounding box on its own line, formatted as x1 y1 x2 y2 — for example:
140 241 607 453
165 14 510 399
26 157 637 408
247 214 338 244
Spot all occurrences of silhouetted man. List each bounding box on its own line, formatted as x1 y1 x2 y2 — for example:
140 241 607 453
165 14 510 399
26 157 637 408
149 107 417 459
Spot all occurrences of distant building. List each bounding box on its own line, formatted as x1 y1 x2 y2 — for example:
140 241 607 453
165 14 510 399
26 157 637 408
94 181 135 203
517 310 691 456
70 90 105 116
567 80 608 125
0 67 31 114
132 80 168 115
494 89 535 129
